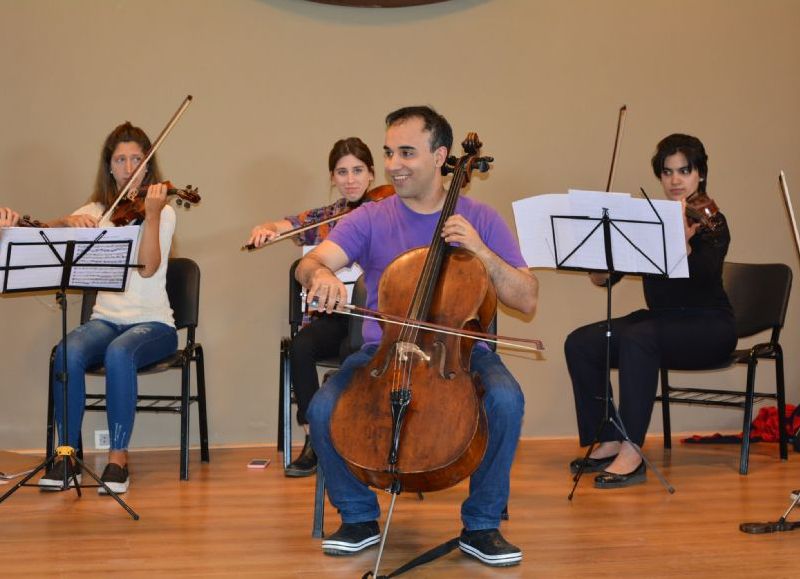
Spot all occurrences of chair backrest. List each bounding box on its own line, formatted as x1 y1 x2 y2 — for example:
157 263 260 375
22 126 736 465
288 258 305 336
723 262 792 340
81 257 201 332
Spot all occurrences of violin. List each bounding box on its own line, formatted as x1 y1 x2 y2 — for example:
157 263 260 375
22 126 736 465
18 215 48 228
17 182 200 229
685 191 723 232
109 181 200 226
329 133 494 494
242 183 395 251
101 95 192 224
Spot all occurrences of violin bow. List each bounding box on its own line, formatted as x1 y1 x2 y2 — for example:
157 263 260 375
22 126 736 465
779 170 800 261
606 105 627 192
242 211 350 251
100 95 193 224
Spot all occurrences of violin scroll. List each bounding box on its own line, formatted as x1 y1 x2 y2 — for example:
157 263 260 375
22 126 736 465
111 181 201 226
19 215 48 228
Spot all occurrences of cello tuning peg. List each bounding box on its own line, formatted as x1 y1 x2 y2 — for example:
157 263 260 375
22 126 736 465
176 199 184 207
475 157 493 173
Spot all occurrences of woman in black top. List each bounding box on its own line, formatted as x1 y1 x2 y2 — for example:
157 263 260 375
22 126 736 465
565 134 737 488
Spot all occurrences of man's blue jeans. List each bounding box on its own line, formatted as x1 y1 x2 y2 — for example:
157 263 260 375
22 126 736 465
307 344 524 530
52 319 178 450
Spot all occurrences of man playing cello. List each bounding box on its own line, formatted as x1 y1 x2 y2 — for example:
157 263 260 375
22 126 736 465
296 106 538 567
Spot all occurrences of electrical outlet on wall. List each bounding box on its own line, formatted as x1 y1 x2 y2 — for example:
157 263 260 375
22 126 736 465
94 430 110 450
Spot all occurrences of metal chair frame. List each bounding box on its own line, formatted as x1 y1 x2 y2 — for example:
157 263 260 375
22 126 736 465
657 262 792 474
45 257 209 480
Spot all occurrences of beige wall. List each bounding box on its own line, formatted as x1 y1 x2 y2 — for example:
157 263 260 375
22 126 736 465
1 0 799 451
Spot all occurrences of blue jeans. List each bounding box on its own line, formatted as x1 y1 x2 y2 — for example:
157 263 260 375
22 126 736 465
307 344 524 530
52 319 178 450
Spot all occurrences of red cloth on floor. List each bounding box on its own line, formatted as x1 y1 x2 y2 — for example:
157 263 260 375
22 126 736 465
682 404 798 444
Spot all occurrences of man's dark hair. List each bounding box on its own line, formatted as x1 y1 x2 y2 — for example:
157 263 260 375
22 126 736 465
385 106 453 154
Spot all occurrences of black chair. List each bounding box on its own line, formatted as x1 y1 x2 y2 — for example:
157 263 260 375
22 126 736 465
275 259 366 538
657 262 792 474
277 259 365 470
45 257 209 481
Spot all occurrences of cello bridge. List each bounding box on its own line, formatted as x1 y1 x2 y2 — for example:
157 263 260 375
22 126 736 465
395 341 430 363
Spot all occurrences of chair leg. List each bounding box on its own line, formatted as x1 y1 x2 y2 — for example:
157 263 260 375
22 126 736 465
46 349 56 458
281 338 293 470
180 361 191 481
277 344 286 455
312 466 325 538
739 359 758 475
775 346 788 461
195 346 210 463
660 368 672 450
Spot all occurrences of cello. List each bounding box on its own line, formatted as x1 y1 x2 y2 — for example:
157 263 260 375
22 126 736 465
329 133 495 494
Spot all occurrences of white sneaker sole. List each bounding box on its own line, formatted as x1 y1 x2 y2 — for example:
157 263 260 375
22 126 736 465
98 478 129 495
459 541 522 566
321 534 380 555
38 474 82 490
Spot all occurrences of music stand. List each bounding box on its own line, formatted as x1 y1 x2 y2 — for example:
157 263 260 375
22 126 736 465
0 225 142 520
514 189 690 497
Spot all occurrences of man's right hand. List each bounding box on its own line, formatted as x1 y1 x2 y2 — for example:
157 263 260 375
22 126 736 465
306 268 348 314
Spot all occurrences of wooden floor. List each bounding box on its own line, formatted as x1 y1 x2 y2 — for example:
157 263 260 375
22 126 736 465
1 438 799 578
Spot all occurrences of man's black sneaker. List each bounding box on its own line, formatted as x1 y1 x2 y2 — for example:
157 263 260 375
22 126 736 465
459 528 522 567
321 521 381 556
38 458 81 490
98 463 129 495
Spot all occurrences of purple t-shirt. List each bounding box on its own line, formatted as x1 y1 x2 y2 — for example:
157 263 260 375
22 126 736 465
327 194 527 345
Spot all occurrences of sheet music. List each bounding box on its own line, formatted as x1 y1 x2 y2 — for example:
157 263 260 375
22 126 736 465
0 226 140 292
512 189 689 277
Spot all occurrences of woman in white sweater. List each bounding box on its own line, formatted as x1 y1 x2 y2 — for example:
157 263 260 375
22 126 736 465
40 122 177 495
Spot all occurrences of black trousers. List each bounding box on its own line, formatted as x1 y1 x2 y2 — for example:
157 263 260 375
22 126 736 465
565 308 736 447
289 313 349 425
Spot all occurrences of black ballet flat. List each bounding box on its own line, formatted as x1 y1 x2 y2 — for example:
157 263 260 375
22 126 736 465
569 454 618 474
593 461 646 489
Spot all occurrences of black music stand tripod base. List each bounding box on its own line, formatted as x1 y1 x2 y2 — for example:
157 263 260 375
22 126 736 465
552 209 674 499
0 444 140 520
0 235 140 520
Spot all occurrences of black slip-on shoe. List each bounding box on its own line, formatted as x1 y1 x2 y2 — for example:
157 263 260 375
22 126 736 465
459 528 522 567
569 453 618 474
321 521 380 556
594 461 647 489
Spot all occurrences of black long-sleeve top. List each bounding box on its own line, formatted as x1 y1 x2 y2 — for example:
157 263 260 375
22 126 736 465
642 212 732 311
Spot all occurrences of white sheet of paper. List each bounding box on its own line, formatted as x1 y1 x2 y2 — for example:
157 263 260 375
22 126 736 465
0 226 141 292
512 190 689 278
